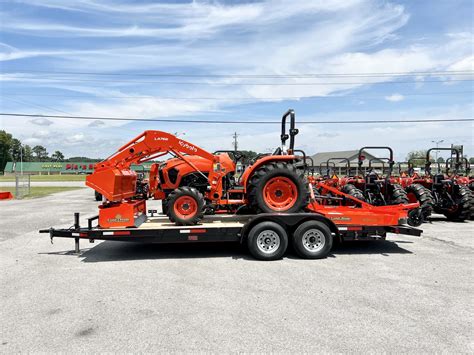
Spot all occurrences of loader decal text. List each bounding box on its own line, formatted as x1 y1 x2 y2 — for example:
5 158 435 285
178 140 198 153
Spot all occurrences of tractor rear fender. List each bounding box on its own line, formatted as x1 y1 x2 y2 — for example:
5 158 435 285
240 155 298 188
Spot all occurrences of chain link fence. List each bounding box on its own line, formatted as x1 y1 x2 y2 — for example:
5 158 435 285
15 174 31 199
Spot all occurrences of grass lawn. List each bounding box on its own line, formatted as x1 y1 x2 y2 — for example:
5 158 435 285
0 186 85 199
0 174 86 182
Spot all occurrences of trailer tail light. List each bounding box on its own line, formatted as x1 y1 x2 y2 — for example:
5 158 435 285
347 226 363 231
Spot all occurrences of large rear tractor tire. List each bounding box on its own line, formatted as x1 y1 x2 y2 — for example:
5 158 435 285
388 184 409 205
405 184 434 221
166 187 205 225
341 184 366 204
444 185 472 221
247 162 309 213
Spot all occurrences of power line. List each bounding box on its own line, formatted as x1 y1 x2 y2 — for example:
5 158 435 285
1 96 73 116
1 113 473 125
2 76 473 85
2 90 472 100
5 69 474 78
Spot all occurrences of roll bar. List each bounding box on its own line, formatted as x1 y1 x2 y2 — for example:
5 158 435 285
281 109 298 152
326 158 351 176
398 161 414 176
446 157 470 175
358 146 394 176
426 147 460 175
320 161 336 176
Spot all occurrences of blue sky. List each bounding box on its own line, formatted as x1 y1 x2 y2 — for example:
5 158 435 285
0 0 472 160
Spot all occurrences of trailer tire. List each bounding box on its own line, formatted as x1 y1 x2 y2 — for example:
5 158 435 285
247 221 288 260
405 184 434 220
166 187 205 225
247 162 309 213
292 221 333 259
444 185 472 221
341 184 365 203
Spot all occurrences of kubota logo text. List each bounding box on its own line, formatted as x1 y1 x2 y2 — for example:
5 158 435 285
179 140 198 153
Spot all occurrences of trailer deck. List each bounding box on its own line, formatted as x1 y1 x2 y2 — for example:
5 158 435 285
40 212 422 260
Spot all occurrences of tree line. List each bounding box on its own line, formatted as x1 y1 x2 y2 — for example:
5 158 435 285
0 130 100 171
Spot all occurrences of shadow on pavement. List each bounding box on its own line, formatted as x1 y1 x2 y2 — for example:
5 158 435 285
41 238 412 262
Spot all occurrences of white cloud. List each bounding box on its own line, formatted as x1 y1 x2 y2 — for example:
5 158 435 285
1 0 473 158
385 93 405 102
31 118 53 126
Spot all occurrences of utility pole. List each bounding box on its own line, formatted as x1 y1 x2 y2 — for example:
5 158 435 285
232 132 239 152
431 139 444 162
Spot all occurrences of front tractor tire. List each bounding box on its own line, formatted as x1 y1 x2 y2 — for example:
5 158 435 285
247 162 309 214
444 185 472 221
388 184 409 205
166 187 205 226
405 184 434 221
341 184 366 204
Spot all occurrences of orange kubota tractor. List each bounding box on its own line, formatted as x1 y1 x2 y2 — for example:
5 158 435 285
87 109 309 228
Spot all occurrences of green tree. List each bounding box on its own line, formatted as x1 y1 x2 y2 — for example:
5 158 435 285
9 138 22 162
22 145 34 162
240 150 259 164
32 145 49 162
469 157 474 164
406 150 429 167
436 157 445 163
0 130 13 171
51 150 65 161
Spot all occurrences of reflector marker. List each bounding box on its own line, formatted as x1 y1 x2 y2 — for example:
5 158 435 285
179 229 206 234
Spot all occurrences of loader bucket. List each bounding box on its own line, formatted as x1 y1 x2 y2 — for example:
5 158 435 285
0 191 14 200
86 168 137 202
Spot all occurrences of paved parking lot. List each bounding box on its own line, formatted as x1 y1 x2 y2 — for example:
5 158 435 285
1 188 472 352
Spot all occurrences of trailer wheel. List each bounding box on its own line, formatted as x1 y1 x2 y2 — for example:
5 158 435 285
166 187 204 225
247 162 309 213
247 221 288 260
292 221 333 259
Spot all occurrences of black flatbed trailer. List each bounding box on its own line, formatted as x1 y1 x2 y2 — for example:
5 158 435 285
40 212 422 260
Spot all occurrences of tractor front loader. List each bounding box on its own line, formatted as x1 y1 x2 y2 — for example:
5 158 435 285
87 109 310 228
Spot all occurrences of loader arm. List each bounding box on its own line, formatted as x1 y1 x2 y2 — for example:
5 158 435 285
86 130 220 202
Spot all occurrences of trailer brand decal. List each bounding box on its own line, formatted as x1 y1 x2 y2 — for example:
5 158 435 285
107 214 130 223
330 216 351 221
178 140 198 153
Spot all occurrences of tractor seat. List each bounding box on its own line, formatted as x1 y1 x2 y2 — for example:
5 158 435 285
365 171 378 186
433 174 445 186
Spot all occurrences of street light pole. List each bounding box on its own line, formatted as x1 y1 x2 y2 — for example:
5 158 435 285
20 144 23 176
431 139 444 162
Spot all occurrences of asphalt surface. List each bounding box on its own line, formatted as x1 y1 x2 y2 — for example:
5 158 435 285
1 188 473 352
